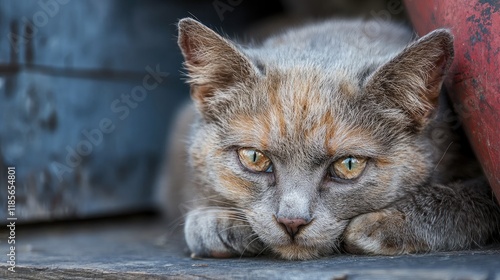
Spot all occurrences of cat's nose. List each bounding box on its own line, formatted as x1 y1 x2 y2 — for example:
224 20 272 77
276 217 311 238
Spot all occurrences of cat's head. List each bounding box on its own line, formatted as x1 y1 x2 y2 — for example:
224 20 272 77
177 18 454 259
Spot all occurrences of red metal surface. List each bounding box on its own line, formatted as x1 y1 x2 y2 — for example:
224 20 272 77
404 0 500 201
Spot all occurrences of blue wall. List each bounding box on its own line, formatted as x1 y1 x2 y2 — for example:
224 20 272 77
0 0 283 222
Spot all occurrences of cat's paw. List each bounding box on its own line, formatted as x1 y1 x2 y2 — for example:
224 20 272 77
185 208 264 258
343 209 426 255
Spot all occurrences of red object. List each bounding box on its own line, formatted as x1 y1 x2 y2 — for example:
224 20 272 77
404 0 500 202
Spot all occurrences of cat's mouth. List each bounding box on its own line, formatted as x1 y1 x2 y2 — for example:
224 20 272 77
248 214 347 259
272 241 335 260
266 233 340 260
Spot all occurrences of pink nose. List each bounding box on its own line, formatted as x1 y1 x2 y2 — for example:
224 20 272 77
277 217 311 238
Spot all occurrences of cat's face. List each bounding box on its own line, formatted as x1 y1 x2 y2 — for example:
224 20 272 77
179 19 453 259
188 68 431 259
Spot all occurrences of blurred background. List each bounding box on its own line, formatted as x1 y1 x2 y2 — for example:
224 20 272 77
0 0 409 223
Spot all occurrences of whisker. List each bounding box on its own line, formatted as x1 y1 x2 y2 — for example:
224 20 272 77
434 141 453 171
185 207 246 215
243 232 259 242
255 244 271 257
183 195 240 208
240 235 262 258
218 225 253 233
331 241 342 254
183 212 242 218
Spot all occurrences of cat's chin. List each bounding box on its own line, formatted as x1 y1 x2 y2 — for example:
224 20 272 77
272 243 332 260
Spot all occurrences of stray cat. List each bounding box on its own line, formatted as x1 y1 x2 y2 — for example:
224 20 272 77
159 17 500 260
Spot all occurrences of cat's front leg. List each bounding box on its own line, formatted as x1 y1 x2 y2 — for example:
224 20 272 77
185 207 265 258
343 208 427 255
344 179 500 255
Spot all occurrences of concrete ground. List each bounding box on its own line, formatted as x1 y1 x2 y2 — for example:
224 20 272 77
1 215 499 279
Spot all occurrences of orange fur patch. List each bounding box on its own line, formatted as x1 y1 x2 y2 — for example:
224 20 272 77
218 169 253 197
266 74 287 137
228 115 269 150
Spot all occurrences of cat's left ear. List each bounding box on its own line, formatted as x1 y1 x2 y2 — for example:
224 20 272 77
364 29 454 131
177 18 257 118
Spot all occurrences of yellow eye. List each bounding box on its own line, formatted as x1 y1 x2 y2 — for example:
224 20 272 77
330 156 367 180
238 148 273 173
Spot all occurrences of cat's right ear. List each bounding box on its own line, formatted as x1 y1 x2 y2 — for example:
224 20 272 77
177 18 257 118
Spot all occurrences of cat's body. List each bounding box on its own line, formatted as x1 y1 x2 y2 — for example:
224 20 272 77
159 18 500 260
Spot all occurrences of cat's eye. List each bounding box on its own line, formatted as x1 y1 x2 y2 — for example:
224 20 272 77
238 148 273 173
329 156 367 180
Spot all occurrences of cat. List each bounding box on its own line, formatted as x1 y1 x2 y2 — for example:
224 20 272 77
158 17 500 260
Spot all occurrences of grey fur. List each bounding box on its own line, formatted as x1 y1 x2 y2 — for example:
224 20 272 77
159 18 500 260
